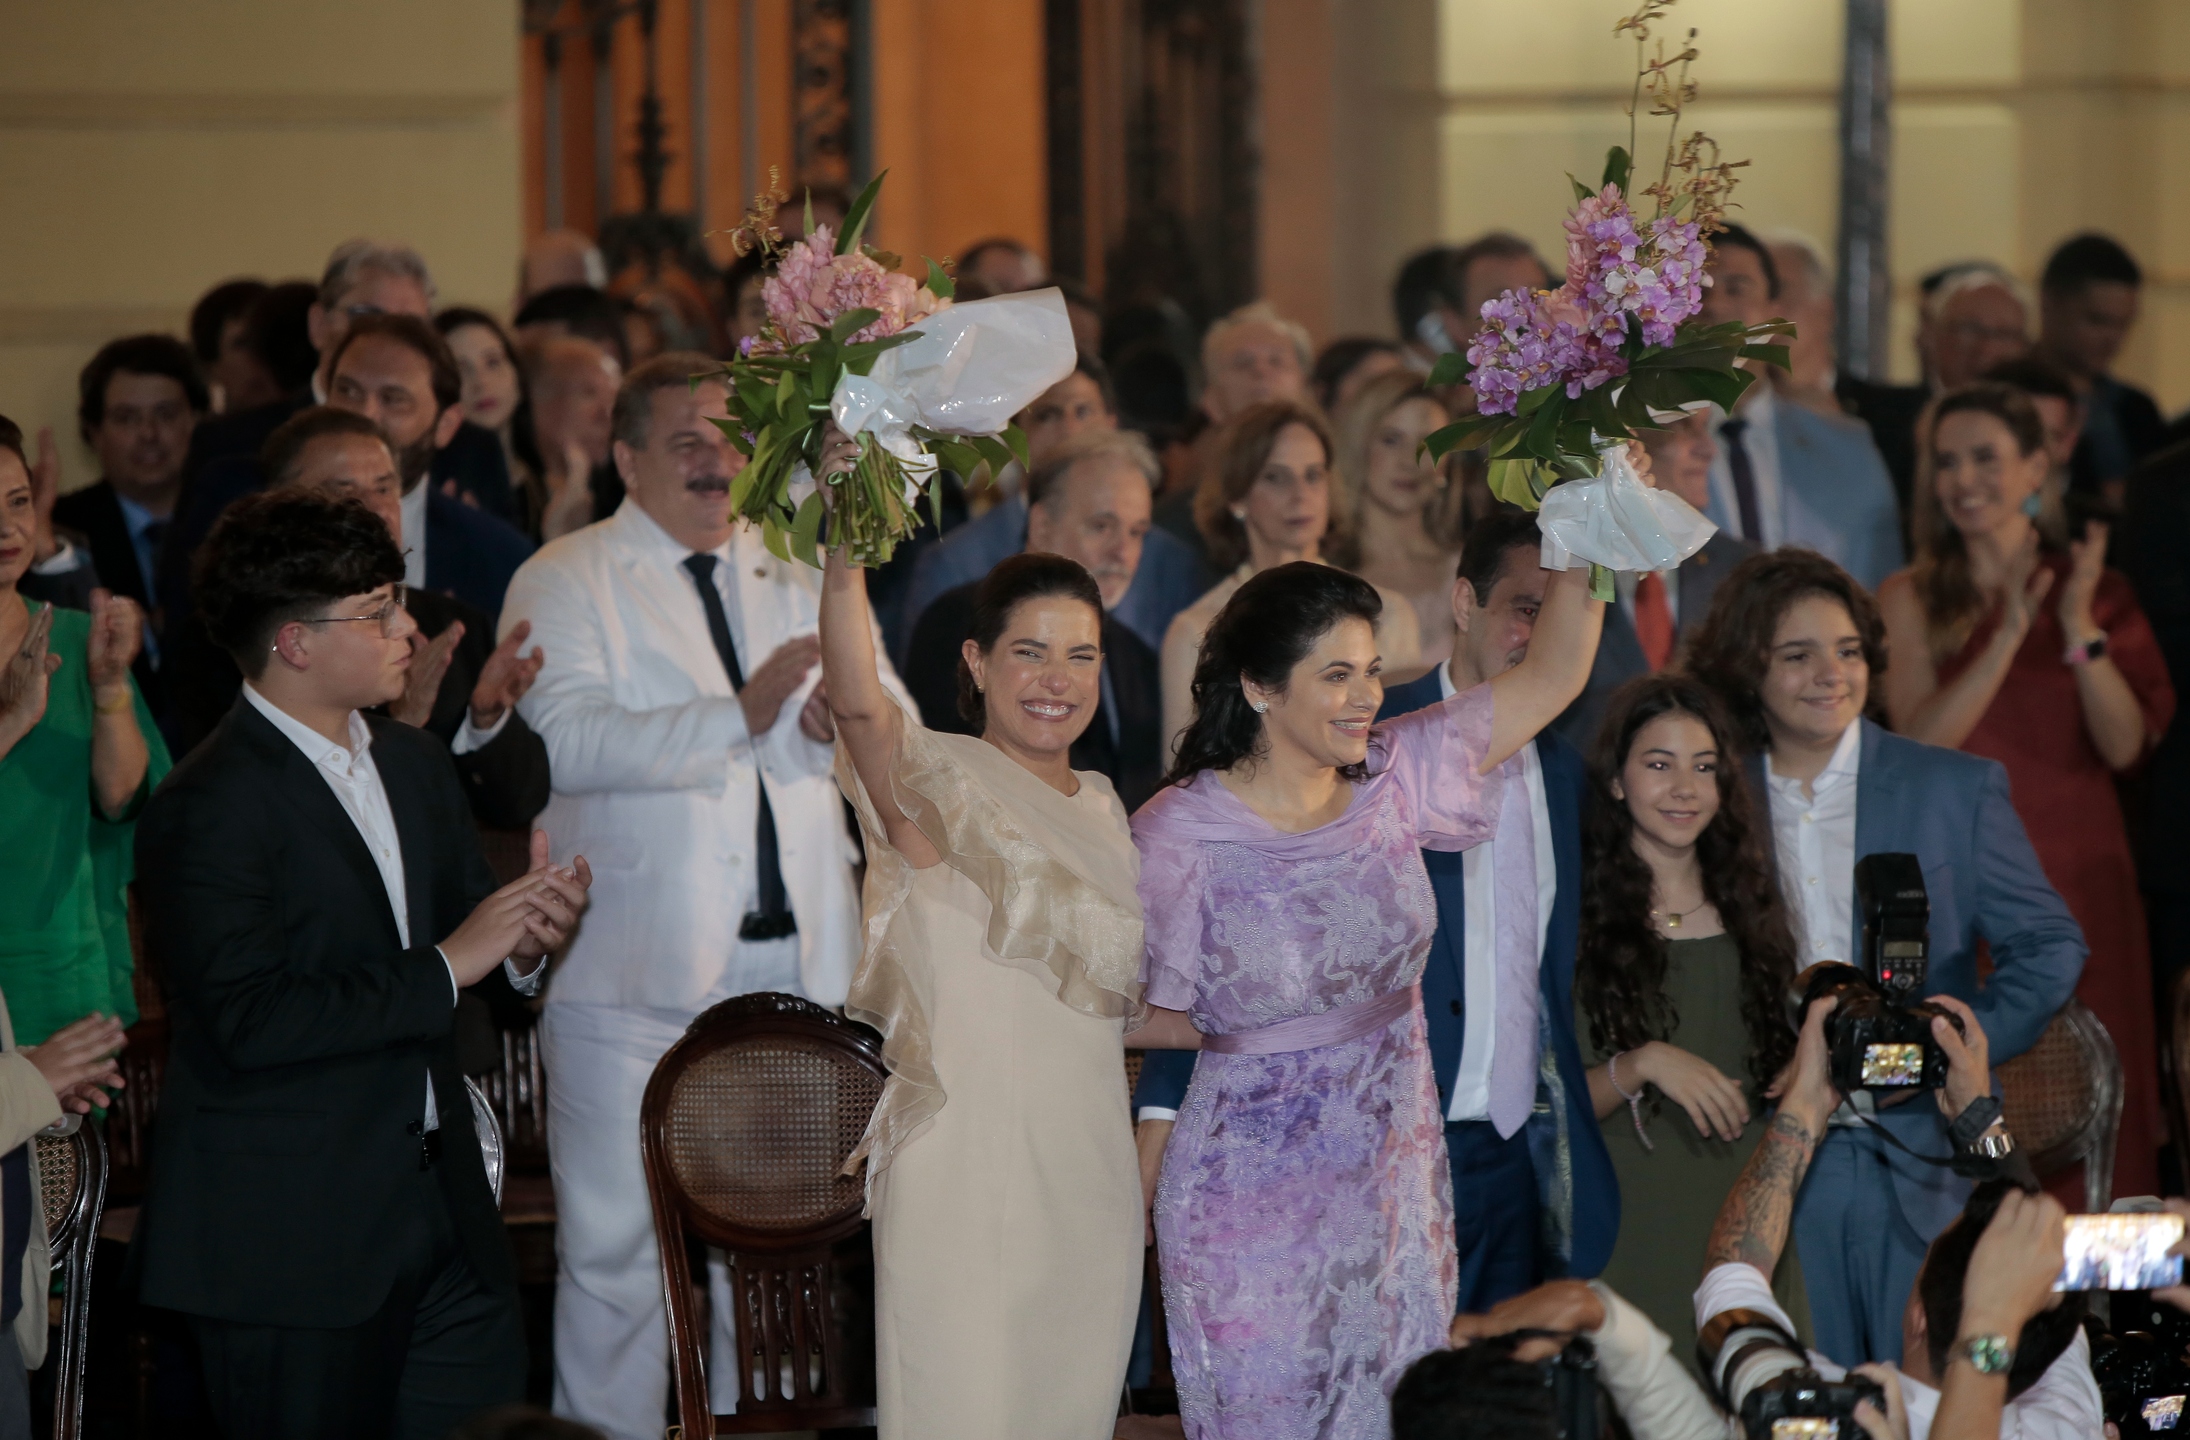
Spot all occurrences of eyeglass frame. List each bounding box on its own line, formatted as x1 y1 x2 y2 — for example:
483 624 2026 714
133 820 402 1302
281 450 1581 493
273 584 410 650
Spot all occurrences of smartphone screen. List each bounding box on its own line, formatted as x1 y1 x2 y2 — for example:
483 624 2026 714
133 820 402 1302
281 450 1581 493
2144 1395 2185 1432
2056 1213 2186 1291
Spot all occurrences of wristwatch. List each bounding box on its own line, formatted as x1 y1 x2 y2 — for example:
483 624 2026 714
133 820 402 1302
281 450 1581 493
1969 1126 2016 1160
2064 633 2109 666
1949 1334 2015 1375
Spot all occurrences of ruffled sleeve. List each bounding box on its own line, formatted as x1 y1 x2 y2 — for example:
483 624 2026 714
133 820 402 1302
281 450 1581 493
834 700 1143 1204
1130 798 1207 1014
1371 678 1504 852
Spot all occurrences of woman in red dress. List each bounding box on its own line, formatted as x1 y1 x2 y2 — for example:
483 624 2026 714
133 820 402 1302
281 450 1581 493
1878 381 2174 1196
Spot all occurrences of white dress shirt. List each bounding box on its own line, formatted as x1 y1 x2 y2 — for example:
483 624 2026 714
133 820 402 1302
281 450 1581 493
1443 663 1557 1124
1708 383 1786 549
241 684 543 1130
399 481 429 591
1765 718 1862 967
1694 1262 2104 1440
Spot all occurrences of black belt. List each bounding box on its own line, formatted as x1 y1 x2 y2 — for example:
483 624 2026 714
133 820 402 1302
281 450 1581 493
739 912 799 942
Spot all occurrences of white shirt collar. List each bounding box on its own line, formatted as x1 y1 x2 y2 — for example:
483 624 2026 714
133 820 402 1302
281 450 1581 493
617 495 735 569
242 681 373 777
1769 715 1862 795
398 482 428 590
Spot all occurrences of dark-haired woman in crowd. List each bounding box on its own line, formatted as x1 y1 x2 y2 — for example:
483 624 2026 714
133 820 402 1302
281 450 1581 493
1159 398 1422 754
1573 674 1804 1358
818 428 1156 1438
1877 381 2174 1195
1133 558 1600 1438
434 307 527 524
0 415 170 1043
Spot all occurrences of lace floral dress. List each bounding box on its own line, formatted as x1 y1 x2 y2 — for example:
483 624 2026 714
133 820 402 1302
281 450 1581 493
1134 686 1502 1439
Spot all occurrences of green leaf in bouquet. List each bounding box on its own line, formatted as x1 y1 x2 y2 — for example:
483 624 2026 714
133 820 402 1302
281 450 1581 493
836 170 887 257
970 433 1017 479
734 373 775 420
925 256 956 301
1517 382 1561 416
1523 391 1566 455
1600 145 1631 195
788 488 827 568
1679 366 1751 410
1739 342 1793 370
761 515 796 565
1569 174 1595 205
1002 421 1030 471
829 308 882 343
1427 356 1472 392
1590 563 1615 602
1486 456 1552 509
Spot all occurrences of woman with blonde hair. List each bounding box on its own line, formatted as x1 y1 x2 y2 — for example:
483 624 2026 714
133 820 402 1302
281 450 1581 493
1876 379 2173 1196
1159 399 1422 753
1326 371 1467 667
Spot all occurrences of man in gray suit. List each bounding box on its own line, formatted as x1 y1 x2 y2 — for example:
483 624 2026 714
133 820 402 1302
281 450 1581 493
1552 410 1756 752
1698 224 1904 591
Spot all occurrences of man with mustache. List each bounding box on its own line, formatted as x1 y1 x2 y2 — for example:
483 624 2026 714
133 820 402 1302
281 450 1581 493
899 428 1166 810
498 353 912 1439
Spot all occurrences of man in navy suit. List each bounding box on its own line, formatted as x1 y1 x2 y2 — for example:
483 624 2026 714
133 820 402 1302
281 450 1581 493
1686 547 2085 1365
1699 225 1904 591
1134 508 1618 1307
1553 410 1756 754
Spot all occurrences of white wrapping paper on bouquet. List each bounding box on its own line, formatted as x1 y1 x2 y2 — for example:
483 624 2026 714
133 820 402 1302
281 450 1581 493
828 287 1078 483
1537 441 1718 573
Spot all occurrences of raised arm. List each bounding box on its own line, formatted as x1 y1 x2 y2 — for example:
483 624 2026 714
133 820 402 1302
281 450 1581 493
821 548 939 868
1705 997 1838 1276
1483 563 1602 773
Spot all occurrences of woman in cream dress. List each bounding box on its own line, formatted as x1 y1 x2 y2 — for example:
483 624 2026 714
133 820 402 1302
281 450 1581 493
821 514 1152 1438
1160 398 1423 756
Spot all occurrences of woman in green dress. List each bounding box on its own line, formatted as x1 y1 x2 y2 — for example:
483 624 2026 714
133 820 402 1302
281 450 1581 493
1574 673 1804 1361
0 416 169 1043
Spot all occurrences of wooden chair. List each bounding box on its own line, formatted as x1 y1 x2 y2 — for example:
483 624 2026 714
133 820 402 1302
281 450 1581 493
1999 998 2123 1211
641 991 885 1435
33 1122 107 1440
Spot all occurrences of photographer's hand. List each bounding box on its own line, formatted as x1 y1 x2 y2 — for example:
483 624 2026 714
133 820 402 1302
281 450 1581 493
1850 1364 1910 1440
1927 993 1992 1121
1708 998 1838 1276
1448 1280 1605 1361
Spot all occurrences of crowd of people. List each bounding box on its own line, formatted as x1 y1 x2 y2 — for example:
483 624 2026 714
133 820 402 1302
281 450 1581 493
2 205 2188 1440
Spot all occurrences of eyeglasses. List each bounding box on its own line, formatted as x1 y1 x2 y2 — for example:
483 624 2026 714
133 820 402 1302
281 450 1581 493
302 585 409 640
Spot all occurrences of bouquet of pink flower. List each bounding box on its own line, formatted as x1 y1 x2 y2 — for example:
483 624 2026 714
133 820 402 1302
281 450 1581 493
715 172 1069 568
1424 1 1792 594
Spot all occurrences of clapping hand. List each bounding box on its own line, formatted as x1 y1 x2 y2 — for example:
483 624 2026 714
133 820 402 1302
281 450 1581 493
470 619 544 730
2060 519 2109 644
0 603 58 755
23 1013 126 1115
799 679 836 743
741 636 822 735
391 621 464 728
440 829 593 985
85 587 144 703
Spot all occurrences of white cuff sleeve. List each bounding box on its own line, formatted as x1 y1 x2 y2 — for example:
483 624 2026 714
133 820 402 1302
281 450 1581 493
1588 1282 1735 1440
437 946 460 1006
452 707 513 756
1136 1107 1179 1124
30 540 83 576
504 955 547 996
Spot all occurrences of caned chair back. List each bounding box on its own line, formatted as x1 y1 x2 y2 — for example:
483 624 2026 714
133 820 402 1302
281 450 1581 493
33 1122 107 1440
1998 998 2122 1211
642 992 885 1435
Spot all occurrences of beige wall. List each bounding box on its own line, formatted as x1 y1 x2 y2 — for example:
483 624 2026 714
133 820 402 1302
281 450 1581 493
1319 0 2190 408
0 1 521 483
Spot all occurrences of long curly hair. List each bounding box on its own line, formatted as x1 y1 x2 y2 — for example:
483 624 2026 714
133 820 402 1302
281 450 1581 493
1575 675 1799 1092
1164 561 1382 786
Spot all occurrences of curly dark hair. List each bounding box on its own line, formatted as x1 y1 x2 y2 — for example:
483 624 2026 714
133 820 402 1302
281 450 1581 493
78 333 209 443
1166 561 1382 786
193 488 404 678
1682 547 1889 754
1575 674 1799 1092
1391 1344 1557 1440
957 552 1104 732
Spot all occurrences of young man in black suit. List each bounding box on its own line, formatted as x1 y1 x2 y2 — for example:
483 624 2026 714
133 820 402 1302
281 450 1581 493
133 488 590 1439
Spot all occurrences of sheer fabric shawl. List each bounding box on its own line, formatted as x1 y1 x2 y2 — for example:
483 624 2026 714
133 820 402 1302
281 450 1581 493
835 699 1145 1199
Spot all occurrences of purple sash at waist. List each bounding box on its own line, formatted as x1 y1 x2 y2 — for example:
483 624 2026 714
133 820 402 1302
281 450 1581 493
1199 983 1422 1056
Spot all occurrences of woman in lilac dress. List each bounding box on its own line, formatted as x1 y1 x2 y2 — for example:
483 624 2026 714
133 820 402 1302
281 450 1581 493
1130 560 1601 1438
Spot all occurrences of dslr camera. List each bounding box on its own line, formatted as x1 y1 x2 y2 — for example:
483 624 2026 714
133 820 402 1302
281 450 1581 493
1700 1309 1886 1440
2089 1317 2190 1435
1797 853 1964 1095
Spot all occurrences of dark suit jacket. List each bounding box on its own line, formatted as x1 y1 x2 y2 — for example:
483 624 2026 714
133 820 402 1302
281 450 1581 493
430 422 520 527
1550 529 1756 755
51 479 167 718
132 699 516 1327
1136 676 1620 1278
2121 439 2190 892
1747 719 2085 1238
181 391 310 486
424 487 534 622
902 580 1165 812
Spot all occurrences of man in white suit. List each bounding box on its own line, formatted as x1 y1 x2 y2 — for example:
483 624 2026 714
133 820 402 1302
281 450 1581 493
501 352 909 1438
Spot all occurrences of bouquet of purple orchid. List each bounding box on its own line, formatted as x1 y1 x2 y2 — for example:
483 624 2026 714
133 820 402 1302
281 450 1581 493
1425 0 1792 531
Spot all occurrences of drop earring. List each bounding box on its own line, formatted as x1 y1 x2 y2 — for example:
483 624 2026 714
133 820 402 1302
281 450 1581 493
2021 491 2044 518
1251 700 1269 714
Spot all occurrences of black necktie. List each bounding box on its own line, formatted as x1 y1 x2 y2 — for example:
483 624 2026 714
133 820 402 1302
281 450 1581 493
682 553 795 940
1720 416 1764 543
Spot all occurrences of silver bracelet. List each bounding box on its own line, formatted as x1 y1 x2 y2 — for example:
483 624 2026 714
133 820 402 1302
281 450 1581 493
1608 1050 1653 1152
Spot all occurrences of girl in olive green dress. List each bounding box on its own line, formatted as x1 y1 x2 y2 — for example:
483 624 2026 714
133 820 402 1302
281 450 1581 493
1574 674 1806 1362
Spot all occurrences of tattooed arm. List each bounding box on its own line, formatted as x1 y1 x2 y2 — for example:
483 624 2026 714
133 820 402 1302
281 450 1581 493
1706 997 1841 1277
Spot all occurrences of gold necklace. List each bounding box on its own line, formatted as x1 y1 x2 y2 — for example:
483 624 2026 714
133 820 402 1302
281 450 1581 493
1652 900 1709 930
